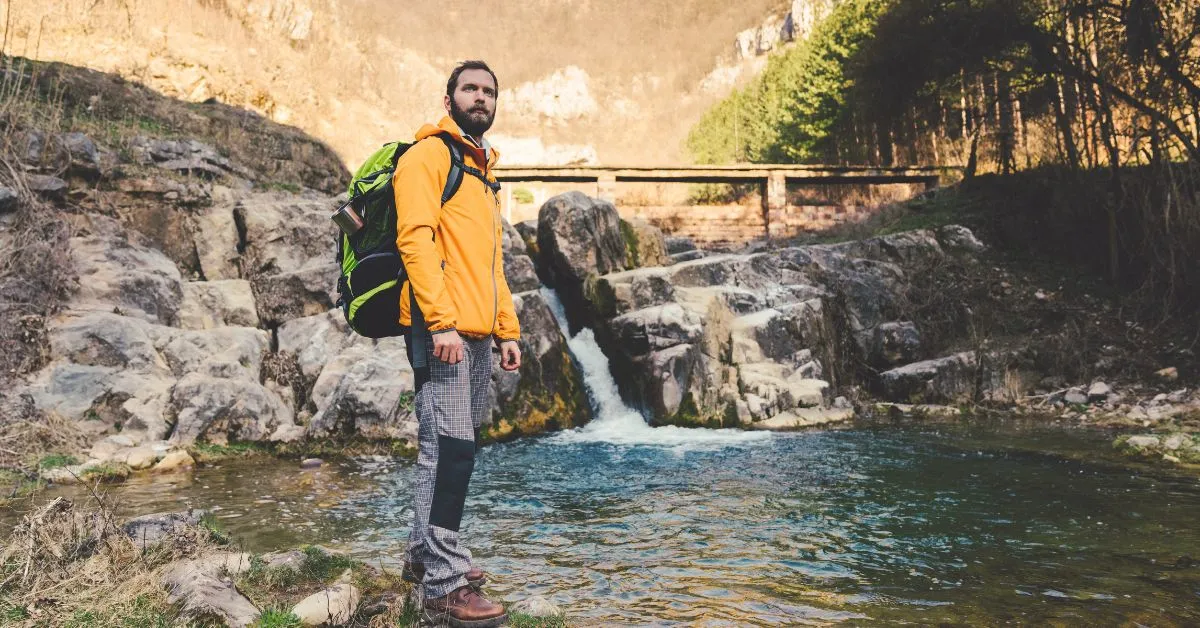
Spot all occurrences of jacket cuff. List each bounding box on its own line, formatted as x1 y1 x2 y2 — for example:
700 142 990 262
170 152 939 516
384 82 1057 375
430 326 457 335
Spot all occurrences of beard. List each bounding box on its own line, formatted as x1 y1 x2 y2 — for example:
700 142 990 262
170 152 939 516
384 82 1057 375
449 98 495 137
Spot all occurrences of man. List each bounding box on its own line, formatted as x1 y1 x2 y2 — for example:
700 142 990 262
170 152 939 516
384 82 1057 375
394 60 521 627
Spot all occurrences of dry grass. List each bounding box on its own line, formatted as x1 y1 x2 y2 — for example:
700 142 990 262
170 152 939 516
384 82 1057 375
0 495 206 626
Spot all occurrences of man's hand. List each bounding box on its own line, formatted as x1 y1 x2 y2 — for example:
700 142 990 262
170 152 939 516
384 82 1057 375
432 330 464 365
498 340 521 371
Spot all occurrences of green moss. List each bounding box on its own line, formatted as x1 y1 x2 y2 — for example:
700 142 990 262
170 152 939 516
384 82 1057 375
584 275 618 319
271 438 417 460
38 453 79 471
79 463 131 483
655 393 724 429
189 441 271 462
395 391 415 414
483 346 590 445
620 219 641 268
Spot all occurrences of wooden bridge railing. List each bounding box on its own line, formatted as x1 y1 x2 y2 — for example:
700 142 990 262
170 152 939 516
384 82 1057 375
492 164 956 238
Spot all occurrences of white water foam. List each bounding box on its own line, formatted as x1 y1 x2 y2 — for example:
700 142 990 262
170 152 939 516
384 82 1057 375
540 288 770 449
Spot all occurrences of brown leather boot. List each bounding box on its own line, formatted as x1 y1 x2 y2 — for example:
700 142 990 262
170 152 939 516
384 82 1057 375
401 561 487 587
422 584 507 627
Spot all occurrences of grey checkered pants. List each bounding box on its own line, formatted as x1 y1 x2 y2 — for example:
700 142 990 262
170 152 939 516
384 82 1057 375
405 329 493 598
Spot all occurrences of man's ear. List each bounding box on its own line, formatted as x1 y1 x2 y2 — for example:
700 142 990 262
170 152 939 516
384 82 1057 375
443 94 452 114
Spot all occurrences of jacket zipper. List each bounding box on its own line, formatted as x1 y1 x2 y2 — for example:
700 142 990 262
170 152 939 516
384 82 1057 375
489 183 498 337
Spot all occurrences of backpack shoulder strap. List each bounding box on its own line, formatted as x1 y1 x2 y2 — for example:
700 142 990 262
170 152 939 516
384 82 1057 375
436 134 466 205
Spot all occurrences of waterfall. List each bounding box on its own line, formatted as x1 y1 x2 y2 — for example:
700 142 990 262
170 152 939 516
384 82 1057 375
540 287 770 448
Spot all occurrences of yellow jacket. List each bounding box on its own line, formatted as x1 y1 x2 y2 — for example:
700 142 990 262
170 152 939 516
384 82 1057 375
394 116 520 341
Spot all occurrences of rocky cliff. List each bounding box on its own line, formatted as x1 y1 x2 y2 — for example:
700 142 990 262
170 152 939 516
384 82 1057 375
0 58 588 476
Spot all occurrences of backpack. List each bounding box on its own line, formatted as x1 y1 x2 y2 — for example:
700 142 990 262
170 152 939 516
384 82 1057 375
332 133 498 338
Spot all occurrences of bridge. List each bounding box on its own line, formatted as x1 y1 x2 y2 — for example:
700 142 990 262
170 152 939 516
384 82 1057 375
492 164 955 239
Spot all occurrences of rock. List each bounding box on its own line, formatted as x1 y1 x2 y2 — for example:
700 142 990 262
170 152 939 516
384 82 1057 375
1156 367 1179 381
292 583 361 626
157 326 271 380
306 337 417 442
178 280 260 329
123 510 205 550
664 235 697 255
169 373 295 445
1064 390 1089 405
251 262 339 326
26 174 68 201
125 446 158 470
154 450 196 472
502 219 541 292
300 458 323 469
22 129 46 164
937 224 986 254
0 185 18 212
192 202 241 280
878 352 978 403
278 309 355 385
487 291 592 439
1124 435 1161 449
236 194 333 275
162 560 260 627
69 217 183 324
1163 453 1181 464
1087 381 1112 400
511 595 562 618
620 217 671 268
537 192 628 326
750 407 854 430
833 396 852 409
60 132 102 179
870 322 921 367
1163 433 1189 451
129 136 250 179
670 249 705 263
115 176 212 206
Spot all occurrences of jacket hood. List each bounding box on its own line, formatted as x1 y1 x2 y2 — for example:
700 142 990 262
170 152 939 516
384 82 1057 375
414 116 499 169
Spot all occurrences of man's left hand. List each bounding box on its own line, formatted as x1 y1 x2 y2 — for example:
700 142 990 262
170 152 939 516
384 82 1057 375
498 340 521 371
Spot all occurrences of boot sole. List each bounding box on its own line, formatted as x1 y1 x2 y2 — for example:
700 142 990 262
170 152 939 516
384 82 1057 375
420 609 507 627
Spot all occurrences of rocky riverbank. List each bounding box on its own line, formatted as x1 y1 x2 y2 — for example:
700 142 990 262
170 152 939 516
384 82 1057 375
0 495 565 626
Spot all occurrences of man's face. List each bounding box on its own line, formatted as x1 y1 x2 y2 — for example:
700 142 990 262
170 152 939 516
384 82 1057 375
446 69 497 137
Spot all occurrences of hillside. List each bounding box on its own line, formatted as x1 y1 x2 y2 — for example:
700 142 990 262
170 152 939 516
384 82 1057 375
7 0 796 166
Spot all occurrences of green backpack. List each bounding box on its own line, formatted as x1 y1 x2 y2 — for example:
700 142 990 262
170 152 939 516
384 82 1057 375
332 133 498 338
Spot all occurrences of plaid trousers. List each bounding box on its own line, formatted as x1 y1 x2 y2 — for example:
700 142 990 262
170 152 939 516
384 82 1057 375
405 329 493 598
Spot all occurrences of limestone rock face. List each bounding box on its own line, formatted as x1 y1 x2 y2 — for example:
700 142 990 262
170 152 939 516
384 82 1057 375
533 211 991 426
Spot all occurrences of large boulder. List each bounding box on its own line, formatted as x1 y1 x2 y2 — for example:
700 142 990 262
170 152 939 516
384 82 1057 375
234 193 338 326
502 219 541 293
169 373 296 445
305 337 417 442
177 280 260 330
69 216 184 325
536 192 629 330
619 217 671 269
486 290 591 440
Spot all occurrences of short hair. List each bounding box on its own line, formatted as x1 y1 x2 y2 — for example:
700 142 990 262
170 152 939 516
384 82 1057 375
446 60 499 98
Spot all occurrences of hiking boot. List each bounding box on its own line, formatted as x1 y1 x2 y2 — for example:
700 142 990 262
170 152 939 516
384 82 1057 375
402 561 487 587
422 584 507 627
